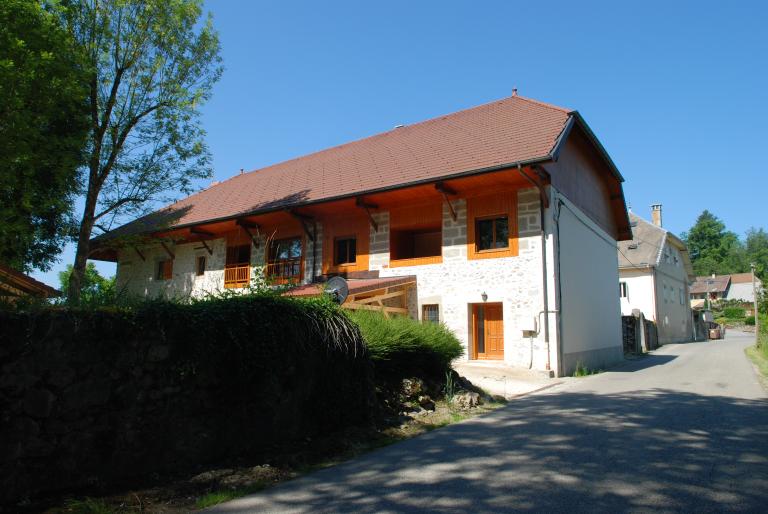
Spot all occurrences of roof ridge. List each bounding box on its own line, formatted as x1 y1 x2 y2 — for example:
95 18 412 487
514 94 573 114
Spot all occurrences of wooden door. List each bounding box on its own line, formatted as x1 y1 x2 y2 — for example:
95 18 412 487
473 303 504 360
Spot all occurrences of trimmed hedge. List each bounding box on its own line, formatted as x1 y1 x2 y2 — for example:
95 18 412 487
347 310 463 383
0 294 372 505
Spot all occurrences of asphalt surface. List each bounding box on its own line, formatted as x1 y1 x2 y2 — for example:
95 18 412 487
208 331 768 513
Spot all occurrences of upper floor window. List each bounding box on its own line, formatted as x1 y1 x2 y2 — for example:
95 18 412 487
476 216 509 251
156 259 173 281
267 237 302 281
334 237 357 266
620 281 628 298
196 255 206 276
389 203 442 267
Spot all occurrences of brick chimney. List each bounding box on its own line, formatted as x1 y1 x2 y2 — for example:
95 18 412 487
651 204 662 227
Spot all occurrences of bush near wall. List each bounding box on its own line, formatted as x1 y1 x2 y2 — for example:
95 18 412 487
0 294 372 505
347 310 463 384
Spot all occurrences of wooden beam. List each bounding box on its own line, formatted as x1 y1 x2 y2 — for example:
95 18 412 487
355 197 379 232
434 182 457 195
198 240 213 256
289 210 316 242
435 182 458 222
348 289 406 305
240 225 260 246
342 303 408 314
133 246 146 261
190 227 215 237
236 218 260 229
160 241 175 260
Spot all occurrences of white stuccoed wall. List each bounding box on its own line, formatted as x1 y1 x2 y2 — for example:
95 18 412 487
371 188 551 369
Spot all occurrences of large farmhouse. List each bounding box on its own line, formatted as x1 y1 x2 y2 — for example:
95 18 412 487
93 94 632 376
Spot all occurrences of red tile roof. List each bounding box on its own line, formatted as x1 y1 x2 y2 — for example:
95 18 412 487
690 275 731 294
729 272 756 284
0 263 60 298
100 95 573 240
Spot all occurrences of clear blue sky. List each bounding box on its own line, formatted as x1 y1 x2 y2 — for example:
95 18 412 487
32 0 768 287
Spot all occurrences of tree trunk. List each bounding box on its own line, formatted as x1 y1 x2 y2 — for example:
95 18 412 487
67 191 98 303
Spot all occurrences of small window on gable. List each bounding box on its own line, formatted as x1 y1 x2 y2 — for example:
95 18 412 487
476 216 509 251
422 304 440 323
334 237 357 266
196 255 206 276
620 282 628 298
156 259 173 281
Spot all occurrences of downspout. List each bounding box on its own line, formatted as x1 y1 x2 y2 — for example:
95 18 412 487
516 164 553 372
553 197 565 377
311 221 318 282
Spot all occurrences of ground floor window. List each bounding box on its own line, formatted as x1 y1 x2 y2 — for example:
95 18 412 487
196 255 206 276
422 304 439 323
334 236 357 265
155 259 173 281
620 281 628 298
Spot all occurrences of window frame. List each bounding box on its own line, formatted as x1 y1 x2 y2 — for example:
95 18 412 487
620 281 628 298
422 304 440 324
467 192 518 261
155 259 173 281
333 236 357 266
474 214 510 253
196 255 206 277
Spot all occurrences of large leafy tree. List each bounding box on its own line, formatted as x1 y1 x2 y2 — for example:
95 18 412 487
62 0 223 302
58 262 115 305
0 0 89 272
682 210 745 276
745 228 768 279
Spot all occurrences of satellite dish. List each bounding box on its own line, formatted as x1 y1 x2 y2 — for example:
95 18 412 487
325 276 349 305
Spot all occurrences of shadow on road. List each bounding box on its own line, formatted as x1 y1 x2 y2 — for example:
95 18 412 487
612 354 677 372
212 389 768 513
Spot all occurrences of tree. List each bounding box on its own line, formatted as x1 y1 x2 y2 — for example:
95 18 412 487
0 0 89 272
62 0 223 302
682 210 745 276
58 262 115 305
745 228 768 280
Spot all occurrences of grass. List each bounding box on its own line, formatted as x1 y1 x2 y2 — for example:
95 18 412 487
746 314 768 384
572 361 602 377
62 497 114 514
194 484 267 510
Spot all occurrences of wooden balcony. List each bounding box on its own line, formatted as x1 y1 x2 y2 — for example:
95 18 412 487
224 264 250 289
266 258 302 284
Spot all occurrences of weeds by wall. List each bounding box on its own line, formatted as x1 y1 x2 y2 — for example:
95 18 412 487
0 294 372 505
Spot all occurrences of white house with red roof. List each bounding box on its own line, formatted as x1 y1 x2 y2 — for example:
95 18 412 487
93 94 632 376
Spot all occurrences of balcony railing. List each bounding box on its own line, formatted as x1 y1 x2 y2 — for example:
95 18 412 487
266 258 302 284
224 264 250 289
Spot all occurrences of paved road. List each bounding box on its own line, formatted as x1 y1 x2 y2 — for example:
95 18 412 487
209 332 768 513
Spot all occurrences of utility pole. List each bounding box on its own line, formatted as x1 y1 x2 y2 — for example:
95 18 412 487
752 263 760 347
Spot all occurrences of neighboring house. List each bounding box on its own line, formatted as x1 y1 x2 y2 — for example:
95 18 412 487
0 263 60 302
617 206 695 344
92 94 632 376
690 275 730 301
690 273 763 303
726 272 763 303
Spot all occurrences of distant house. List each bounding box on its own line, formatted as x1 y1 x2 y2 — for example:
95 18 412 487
0 263 60 302
90 94 633 376
690 273 763 303
617 206 695 344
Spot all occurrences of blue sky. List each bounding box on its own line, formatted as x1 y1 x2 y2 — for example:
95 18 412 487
32 0 768 287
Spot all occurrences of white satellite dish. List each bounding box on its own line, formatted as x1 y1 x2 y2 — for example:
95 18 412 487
326 276 349 305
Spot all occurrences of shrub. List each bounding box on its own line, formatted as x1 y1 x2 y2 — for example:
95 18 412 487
746 316 756 326
724 307 746 319
347 310 463 383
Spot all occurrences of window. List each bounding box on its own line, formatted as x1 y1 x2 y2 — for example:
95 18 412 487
155 259 173 280
267 237 302 281
620 282 628 298
476 216 509 251
334 237 357 266
467 192 517 260
196 255 206 276
422 304 440 323
390 227 441 260
226 244 251 266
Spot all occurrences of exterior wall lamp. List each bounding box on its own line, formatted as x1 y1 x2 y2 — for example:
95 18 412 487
481 291 488 302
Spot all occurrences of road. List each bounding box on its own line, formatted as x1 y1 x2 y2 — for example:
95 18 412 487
209 331 768 513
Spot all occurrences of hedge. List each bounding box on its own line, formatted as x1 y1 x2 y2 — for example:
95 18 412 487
347 310 463 383
0 294 372 505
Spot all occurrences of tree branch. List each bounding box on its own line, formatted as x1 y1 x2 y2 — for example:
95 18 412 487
94 196 147 221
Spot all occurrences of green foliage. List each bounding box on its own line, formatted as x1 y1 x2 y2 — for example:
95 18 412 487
682 210 743 276
444 370 456 402
347 310 463 381
195 484 267 509
58 263 116 306
745 316 755 326
61 0 223 301
723 307 746 319
0 0 89 272
63 497 114 514
573 361 602 377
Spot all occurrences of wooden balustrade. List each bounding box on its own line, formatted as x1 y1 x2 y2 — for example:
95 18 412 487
224 264 250 288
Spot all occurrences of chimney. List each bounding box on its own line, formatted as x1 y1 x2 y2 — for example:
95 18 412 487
512 87 518 97
651 204 662 227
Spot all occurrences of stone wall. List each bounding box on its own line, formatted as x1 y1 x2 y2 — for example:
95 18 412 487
0 297 371 505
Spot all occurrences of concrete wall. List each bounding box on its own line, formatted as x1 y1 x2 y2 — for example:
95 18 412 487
653 241 693 344
619 268 656 320
555 193 623 375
